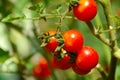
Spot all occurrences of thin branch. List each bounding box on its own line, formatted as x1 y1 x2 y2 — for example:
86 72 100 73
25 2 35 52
56 3 70 33
96 64 107 80
97 26 120 34
85 21 110 46
98 0 118 80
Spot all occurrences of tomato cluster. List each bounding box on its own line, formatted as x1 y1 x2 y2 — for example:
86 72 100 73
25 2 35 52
40 29 99 75
73 0 97 22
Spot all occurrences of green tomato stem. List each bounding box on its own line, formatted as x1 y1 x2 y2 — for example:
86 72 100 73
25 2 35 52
85 21 110 46
96 64 107 80
98 0 118 80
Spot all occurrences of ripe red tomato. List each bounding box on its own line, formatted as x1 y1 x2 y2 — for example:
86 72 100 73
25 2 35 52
33 57 51 78
33 65 43 77
63 30 84 53
76 46 99 71
43 30 59 52
73 0 97 22
51 54 72 70
72 63 91 75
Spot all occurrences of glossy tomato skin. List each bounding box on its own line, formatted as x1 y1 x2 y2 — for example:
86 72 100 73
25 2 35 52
72 63 91 75
76 46 99 71
44 30 59 52
33 57 51 78
73 0 97 22
63 30 84 53
51 54 72 70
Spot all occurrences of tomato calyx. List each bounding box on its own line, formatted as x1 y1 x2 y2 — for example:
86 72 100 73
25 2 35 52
54 48 77 65
39 30 64 53
67 52 77 64
51 53 73 70
39 32 52 47
69 0 79 11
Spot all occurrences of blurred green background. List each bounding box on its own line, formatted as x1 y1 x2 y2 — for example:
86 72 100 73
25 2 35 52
0 0 120 80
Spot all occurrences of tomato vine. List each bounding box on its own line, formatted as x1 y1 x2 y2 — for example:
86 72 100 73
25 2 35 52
0 0 120 80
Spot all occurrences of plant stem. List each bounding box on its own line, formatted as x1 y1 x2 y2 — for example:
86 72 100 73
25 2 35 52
96 64 107 80
99 0 118 80
108 53 117 80
85 21 95 34
97 26 120 34
86 21 110 46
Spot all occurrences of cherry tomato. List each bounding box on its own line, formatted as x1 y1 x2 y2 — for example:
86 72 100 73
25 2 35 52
73 0 97 22
76 46 99 71
43 30 59 52
33 57 51 78
72 63 91 75
63 30 84 53
51 54 72 70
33 65 43 77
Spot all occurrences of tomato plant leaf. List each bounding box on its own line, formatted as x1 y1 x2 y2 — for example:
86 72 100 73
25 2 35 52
0 48 9 57
55 44 64 52
56 4 63 14
0 48 9 63
40 41 48 47
29 5 38 11
110 16 120 26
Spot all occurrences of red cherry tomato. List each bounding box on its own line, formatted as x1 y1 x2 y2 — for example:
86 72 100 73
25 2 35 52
44 30 59 52
76 46 99 71
51 54 72 70
63 30 84 53
33 65 43 77
72 63 91 75
33 57 51 78
73 0 97 22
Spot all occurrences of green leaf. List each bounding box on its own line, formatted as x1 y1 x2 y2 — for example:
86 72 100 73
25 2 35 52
29 4 40 11
29 2 46 14
0 56 9 63
40 37 50 47
55 44 64 52
110 16 120 26
0 48 9 63
40 41 48 47
0 48 9 57
56 4 63 13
